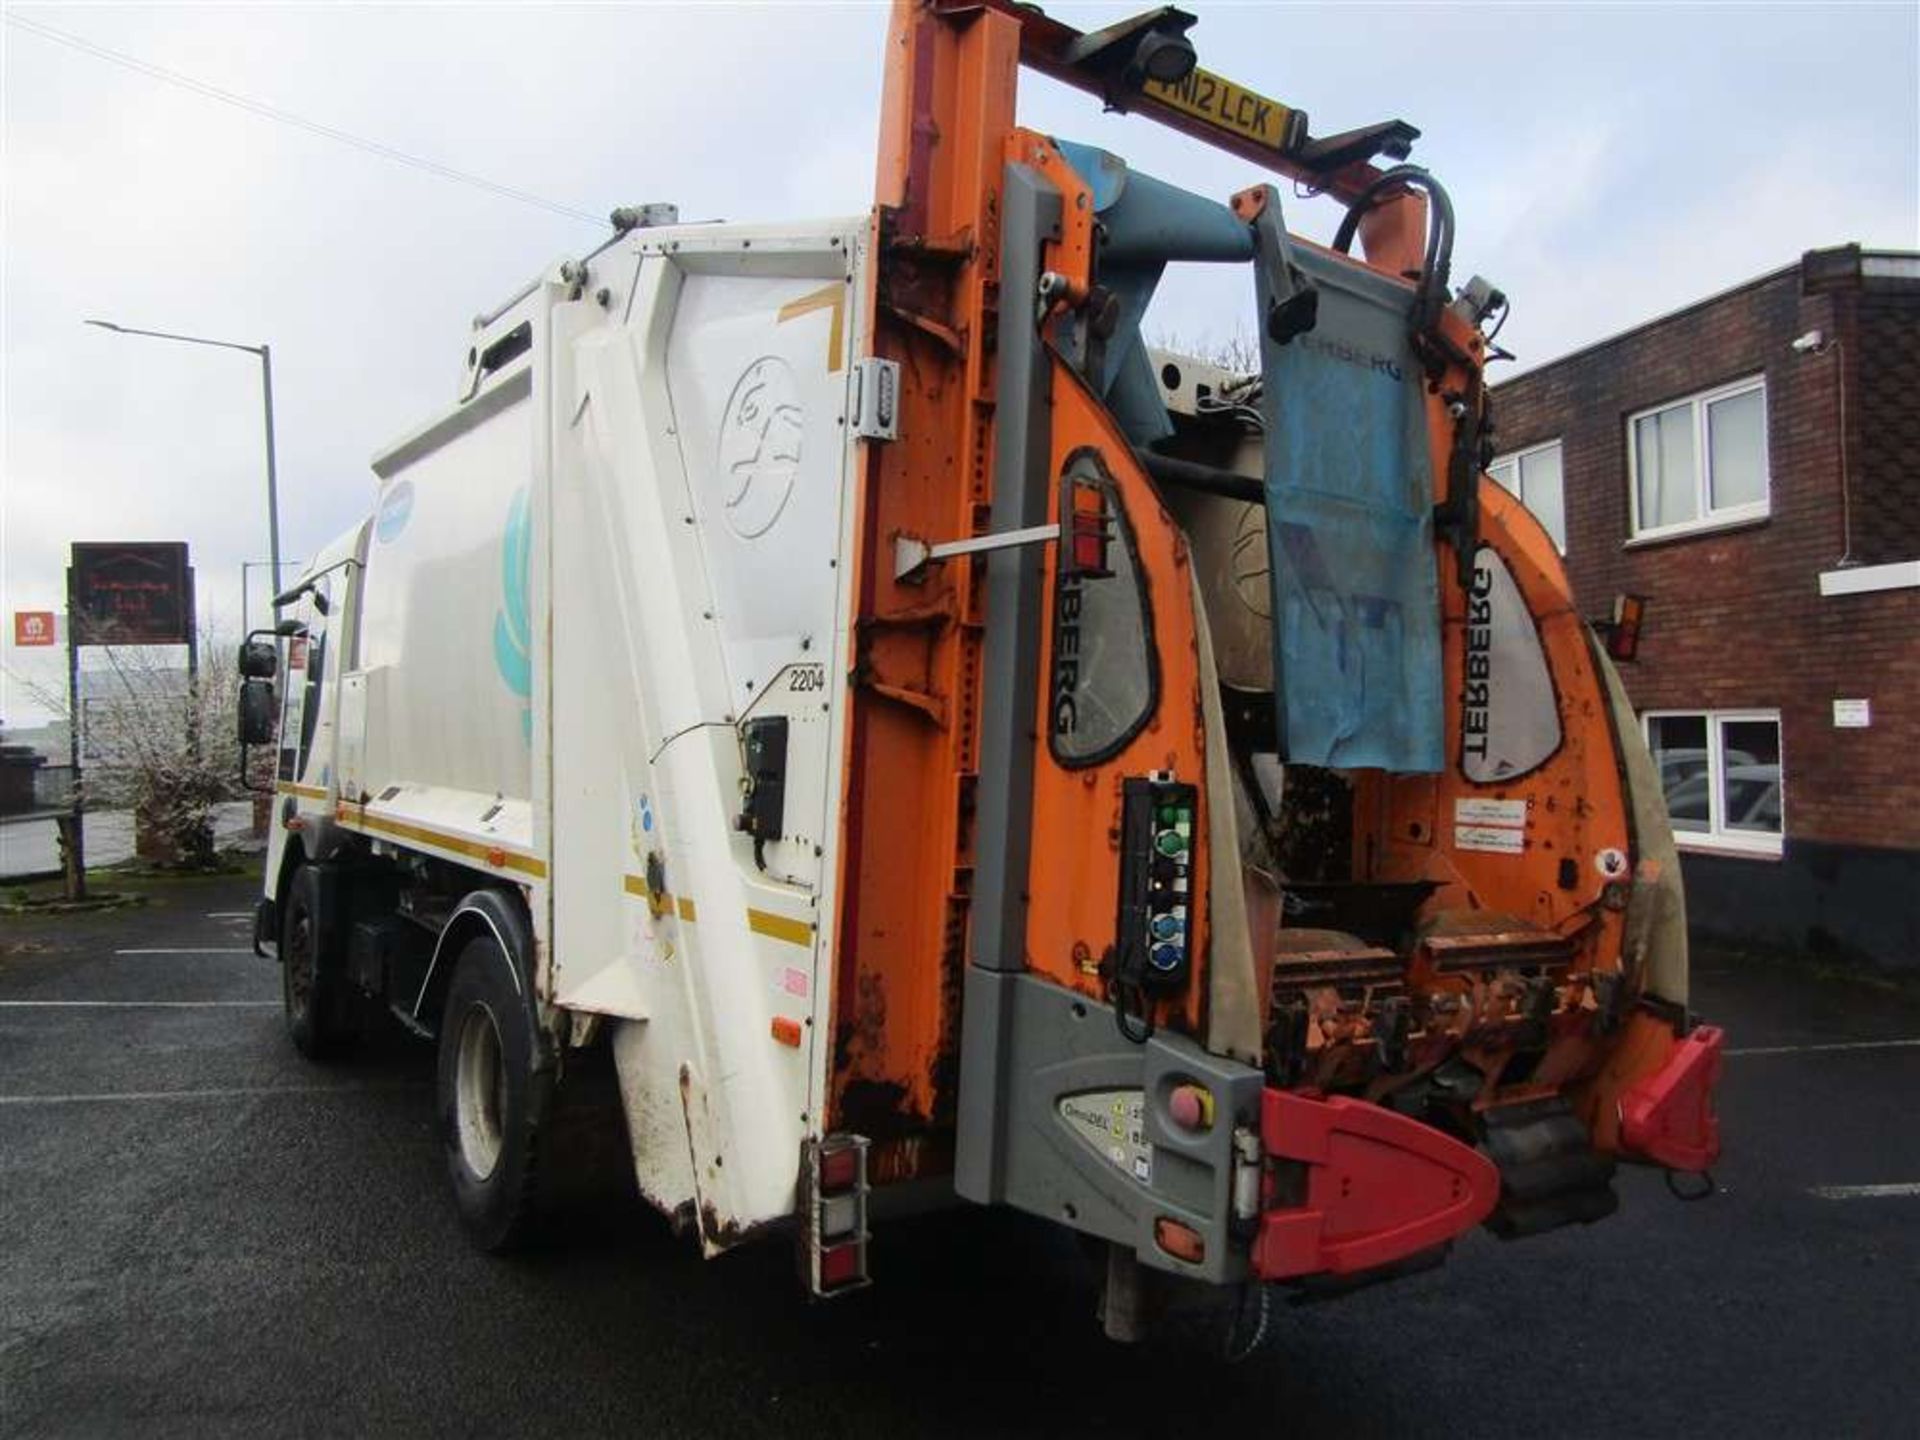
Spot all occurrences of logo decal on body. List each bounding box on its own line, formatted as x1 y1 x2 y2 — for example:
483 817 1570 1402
493 486 532 742
716 356 803 540
375 479 414 543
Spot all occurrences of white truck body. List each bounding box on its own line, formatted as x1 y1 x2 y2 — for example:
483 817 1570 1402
269 218 871 1244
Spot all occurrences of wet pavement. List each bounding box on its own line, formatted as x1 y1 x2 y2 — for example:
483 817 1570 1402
2 877 1915 1437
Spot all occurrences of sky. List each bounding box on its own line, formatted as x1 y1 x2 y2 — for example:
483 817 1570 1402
3 0 1916 724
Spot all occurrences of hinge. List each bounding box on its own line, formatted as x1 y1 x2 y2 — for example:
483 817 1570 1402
852 357 901 442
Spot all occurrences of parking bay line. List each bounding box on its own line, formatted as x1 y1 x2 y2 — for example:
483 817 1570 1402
1726 1037 1920 1057
0 1086 416 1107
1809 1183 1920 1200
0 1000 277 1009
114 948 256 955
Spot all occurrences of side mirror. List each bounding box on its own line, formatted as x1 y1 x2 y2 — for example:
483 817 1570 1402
239 639 278 679
238 678 276 747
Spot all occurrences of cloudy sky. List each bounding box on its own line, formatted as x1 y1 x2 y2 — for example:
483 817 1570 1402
3 0 1915 722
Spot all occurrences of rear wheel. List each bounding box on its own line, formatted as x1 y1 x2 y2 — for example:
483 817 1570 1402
437 934 550 1252
281 865 349 1059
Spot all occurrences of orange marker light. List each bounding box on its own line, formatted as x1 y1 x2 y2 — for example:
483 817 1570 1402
1154 1217 1205 1265
771 1016 804 1048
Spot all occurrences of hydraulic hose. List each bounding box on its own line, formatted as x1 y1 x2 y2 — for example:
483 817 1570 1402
1331 164 1455 332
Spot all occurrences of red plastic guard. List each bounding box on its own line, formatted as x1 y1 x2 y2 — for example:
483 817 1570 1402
1619 1023 1724 1172
1253 1090 1501 1281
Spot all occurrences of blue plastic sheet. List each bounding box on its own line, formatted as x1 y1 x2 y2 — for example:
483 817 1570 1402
1258 252 1444 772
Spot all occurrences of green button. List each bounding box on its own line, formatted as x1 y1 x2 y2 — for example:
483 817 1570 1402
1155 831 1188 858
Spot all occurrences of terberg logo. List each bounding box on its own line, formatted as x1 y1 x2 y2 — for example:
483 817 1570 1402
1462 554 1495 768
1052 572 1083 736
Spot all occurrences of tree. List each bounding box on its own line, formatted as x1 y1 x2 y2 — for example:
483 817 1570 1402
6 622 263 870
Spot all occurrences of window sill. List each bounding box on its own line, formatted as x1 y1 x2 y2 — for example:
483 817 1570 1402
1674 835 1784 861
1624 512 1771 549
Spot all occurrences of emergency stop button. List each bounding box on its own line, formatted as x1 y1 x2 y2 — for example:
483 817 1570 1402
1169 1083 1214 1132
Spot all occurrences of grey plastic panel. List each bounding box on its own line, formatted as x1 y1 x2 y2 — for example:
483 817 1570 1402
962 969 1264 1283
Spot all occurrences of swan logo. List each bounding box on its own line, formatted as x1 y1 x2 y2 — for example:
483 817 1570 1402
716 356 803 540
493 487 532 743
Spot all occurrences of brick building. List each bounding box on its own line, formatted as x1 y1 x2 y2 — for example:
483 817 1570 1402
1490 244 1919 973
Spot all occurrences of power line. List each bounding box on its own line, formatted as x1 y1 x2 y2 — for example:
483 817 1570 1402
4 12 606 228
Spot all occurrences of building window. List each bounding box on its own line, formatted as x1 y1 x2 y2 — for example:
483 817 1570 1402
1488 440 1566 552
1628 377 1769 540
1643 709 1783 856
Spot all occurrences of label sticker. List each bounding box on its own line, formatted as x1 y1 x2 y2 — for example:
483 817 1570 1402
1456 824 1526 854
779 966 809 998
1456 798 1526 827
1058 1090 1153 1186
1454 796 1526 854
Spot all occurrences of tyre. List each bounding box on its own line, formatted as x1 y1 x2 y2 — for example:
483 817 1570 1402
437 933 551 1252
281 864 350 1059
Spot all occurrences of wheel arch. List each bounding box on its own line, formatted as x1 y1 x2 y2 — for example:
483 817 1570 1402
416 887 543 1052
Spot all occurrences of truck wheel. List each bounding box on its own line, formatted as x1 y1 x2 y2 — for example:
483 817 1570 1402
281 865 349 1059
437 934 550 1252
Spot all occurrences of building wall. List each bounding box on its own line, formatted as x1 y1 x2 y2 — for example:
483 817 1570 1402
1492 250 1920 970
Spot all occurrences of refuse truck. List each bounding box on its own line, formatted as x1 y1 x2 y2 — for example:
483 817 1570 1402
239 0 1724 1338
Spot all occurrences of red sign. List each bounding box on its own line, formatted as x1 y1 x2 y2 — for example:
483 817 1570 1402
13 611 57 647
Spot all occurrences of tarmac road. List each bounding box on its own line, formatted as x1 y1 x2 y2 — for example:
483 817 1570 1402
2 876 1916 1437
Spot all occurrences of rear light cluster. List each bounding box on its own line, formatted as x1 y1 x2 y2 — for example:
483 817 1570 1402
801 1134 871 1296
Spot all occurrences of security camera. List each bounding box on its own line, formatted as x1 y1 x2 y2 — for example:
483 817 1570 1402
1790 330 1825 354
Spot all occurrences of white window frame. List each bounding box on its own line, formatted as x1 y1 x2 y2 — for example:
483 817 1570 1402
1627 376 1771 542
1488 438 1566 553
1642 708 1784 858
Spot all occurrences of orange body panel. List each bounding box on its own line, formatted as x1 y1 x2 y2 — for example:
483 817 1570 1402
828 3 1018 1151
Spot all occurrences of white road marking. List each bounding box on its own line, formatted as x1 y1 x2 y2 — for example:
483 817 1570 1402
1810 1183 1920 1200
0 1000 276 1009
207 911 253 919
1726 1037 1920 1057
0 1083 424 1106
113 948 255 956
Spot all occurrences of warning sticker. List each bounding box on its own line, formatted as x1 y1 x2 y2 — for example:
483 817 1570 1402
1456 824 1526 854
1057 1090 1153 1186
1454 797 1526 854
1456 798 1526 827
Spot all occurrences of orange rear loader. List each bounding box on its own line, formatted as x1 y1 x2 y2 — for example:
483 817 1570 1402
819 0 1722 1336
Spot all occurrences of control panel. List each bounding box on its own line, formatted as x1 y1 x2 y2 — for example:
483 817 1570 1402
1115 775 1197 993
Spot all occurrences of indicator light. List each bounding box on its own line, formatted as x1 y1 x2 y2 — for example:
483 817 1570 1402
1153 1216 1205 1264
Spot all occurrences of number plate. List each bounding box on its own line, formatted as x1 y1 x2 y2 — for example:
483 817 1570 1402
1140 68 1300 153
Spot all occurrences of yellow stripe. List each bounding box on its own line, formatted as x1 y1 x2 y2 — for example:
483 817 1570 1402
748 908 814 948
621 874 698 922
338 805 547 879
276 781 328 802
776 283 846 372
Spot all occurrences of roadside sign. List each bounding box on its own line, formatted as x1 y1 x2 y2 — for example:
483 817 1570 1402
13 611 57 647
68 542 193 645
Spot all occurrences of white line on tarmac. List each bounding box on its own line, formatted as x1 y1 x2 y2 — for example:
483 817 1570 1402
114 948 255 955
207 912 253 918
0 1001 277 1009
1810 1183 1920 1200
0 1083 425 1106
1726 1038 1920 1057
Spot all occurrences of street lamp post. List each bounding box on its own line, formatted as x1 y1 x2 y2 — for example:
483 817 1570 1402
84 320 284 612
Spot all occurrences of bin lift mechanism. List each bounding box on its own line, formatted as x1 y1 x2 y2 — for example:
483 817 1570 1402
889 1 1425 586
